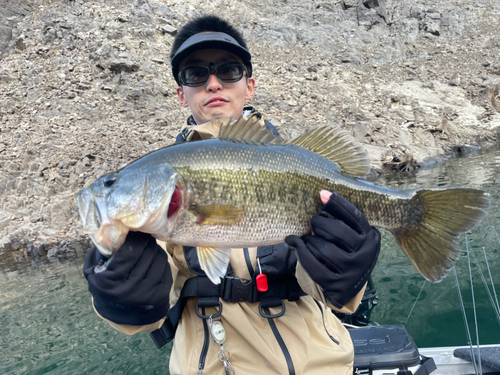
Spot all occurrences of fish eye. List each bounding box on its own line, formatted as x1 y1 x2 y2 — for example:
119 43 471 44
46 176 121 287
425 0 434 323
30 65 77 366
103 176 117 188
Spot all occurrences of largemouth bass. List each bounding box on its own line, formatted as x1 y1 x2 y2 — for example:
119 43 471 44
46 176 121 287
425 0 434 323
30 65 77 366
77 117 491 284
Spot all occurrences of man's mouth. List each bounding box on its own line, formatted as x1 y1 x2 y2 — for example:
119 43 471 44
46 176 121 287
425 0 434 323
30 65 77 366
205 96 228 106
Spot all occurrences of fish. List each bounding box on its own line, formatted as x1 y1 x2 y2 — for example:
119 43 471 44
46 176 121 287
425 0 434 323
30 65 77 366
77 117 491 285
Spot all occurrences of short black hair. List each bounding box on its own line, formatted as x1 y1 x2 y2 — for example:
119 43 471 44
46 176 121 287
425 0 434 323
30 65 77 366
170 15 252 85
170 15 249 61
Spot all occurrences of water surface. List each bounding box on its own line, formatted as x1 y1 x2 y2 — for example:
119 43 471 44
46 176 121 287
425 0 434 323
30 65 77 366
372 146 500 348
0 258 171 374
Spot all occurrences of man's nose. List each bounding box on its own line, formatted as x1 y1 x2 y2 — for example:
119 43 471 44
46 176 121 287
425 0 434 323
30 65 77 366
206 71 222 92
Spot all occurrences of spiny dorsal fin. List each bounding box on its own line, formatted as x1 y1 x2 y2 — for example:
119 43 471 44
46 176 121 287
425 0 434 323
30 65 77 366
218 116 285 144
290 126 371 177
217 118 369 176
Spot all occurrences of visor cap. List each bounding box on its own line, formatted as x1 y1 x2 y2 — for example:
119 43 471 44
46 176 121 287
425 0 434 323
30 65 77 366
171 31 252 85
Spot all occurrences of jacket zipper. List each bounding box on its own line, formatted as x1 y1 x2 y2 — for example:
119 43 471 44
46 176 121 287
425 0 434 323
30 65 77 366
315 301 340 345
198 307 210 374
263 307 295 375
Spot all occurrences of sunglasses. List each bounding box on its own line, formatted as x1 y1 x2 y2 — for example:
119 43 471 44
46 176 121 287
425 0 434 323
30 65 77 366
178 62 247 87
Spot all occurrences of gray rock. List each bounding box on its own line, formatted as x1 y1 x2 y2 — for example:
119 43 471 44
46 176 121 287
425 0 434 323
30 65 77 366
0 226 29 253
402 19 420 41
48 199 74 229
0 8 16 58
105 57 140 73
423 19 441 36
343 0 359 9
362 0 387 23
0 210 11 231
161 24 177 36
340 48 365 64
152 3 174 19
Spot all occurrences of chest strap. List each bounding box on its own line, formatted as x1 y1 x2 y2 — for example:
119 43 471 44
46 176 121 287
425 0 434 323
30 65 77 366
150 275 306 349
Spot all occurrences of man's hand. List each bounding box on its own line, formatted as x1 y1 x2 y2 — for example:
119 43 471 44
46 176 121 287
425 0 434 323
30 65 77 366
83 232 172 326
285 190 380 309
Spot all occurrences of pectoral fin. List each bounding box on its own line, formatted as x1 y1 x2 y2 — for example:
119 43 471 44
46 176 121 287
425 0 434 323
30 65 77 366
192 204 245 225
197 246 231 284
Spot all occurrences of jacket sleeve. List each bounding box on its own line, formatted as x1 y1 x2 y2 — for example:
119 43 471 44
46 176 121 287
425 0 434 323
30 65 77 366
93 300 166 335
94 242 188 335
295 261 366 314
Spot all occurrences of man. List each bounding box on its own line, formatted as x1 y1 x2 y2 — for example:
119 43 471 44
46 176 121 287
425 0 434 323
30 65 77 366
84 15 381 374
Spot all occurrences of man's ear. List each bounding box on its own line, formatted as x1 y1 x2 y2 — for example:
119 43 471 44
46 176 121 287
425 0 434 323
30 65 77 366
177 87 189 108
245 77 256 101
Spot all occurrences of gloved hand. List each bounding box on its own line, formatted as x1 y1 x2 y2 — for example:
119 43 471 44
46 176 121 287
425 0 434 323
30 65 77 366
83 232 172 326
286 190 380 309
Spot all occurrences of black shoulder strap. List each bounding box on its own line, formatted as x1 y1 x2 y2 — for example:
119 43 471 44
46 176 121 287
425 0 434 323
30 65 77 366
149 297 182 349
150 276 219 349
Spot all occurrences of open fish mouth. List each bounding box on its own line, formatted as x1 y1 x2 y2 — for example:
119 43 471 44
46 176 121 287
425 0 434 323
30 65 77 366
77 164 180 257
77 187 130 256
77 189 99 234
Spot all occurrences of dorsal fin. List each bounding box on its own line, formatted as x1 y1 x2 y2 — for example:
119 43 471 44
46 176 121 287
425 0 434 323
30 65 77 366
216 117 370 176
218 116 285 144
290 126 371 176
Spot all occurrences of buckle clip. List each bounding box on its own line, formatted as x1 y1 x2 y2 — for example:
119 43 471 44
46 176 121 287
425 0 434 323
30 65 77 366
220 276 254 302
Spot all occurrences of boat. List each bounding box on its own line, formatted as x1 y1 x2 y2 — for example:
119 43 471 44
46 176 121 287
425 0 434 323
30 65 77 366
348 324 500 375
340 279 500 374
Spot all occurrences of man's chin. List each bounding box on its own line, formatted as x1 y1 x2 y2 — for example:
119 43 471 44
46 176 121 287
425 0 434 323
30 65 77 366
202 110 240 123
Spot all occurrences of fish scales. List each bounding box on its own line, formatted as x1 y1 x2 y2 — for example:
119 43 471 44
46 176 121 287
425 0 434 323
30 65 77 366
159 138 419 247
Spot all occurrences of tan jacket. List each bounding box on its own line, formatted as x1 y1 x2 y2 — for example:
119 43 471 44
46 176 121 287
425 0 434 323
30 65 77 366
98 117 366 374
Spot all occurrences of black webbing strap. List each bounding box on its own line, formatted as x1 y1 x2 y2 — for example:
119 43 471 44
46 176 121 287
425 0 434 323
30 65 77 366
150 275 306 349
150 277 219 349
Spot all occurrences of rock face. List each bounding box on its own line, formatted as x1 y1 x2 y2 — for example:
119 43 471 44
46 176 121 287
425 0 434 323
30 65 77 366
1 0 499 259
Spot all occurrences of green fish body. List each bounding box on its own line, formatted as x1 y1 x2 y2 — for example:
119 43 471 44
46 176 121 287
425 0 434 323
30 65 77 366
78 118 491 284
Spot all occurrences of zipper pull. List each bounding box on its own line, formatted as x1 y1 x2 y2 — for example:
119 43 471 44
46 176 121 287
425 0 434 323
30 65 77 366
256 257 268 292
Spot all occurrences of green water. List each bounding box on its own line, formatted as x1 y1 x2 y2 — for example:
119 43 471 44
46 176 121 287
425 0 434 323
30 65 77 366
371 146 500 348
1 147 499 374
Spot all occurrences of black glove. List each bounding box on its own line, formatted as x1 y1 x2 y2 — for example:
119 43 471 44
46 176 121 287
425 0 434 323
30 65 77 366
83 232 172 326
286 191 380 309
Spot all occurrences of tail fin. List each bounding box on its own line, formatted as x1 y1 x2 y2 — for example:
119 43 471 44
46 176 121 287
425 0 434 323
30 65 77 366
392 188 491 282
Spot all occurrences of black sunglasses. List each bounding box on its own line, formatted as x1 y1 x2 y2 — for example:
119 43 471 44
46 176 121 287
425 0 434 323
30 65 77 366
178 62 247 87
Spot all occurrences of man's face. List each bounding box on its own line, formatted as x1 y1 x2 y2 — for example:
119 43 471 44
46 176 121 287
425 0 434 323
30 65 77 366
176 49 255 125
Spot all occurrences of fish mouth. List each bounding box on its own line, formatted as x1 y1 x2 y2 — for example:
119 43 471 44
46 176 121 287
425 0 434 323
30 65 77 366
77 164 180 256
78 188 130 257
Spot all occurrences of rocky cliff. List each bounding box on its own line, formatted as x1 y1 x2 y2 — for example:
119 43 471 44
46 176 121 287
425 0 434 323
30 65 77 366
1 0 499 259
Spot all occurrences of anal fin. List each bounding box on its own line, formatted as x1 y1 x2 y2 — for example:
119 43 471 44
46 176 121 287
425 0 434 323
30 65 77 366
197 246 231 285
